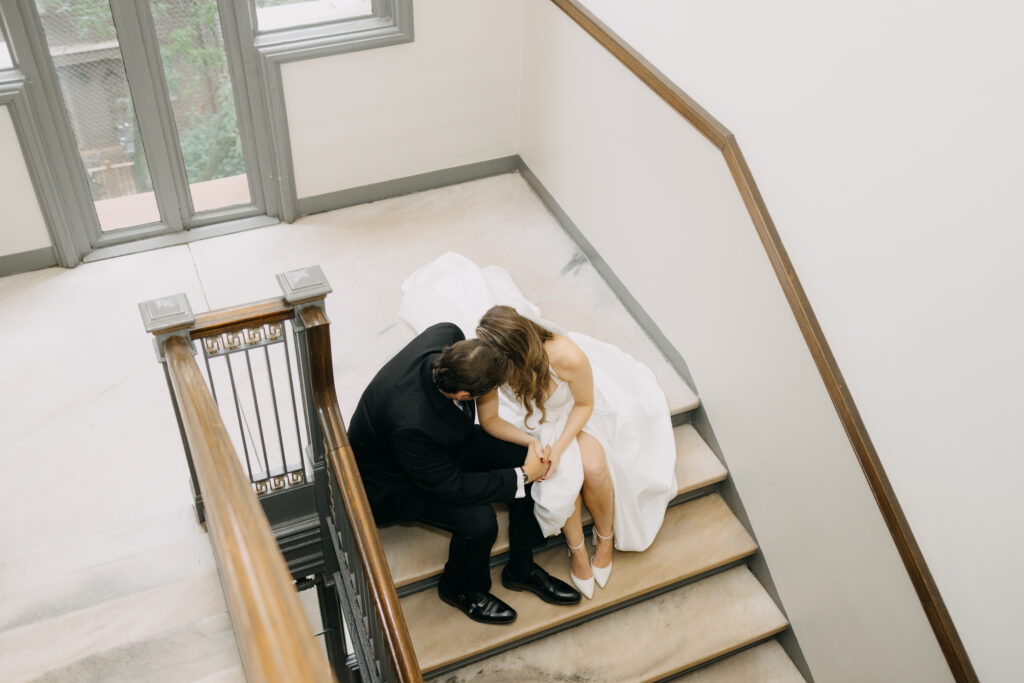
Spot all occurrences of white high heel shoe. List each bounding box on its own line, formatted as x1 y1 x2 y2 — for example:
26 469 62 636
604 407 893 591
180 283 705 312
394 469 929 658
591 528 613 589
567 539 594 600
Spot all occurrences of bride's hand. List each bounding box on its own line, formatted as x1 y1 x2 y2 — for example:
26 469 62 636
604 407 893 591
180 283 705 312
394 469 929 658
538 445 562 481
527 439 544 465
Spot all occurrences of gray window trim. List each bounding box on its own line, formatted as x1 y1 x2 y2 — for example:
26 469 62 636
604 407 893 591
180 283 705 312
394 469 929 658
109 0 191 234
227 0 413 223
0 0 280 262
248 0 412 63
0 0 413 266
0 2 89 267
0 5 17 70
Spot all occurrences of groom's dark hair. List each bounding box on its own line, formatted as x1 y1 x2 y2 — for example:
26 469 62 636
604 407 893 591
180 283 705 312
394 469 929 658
433 339 508 397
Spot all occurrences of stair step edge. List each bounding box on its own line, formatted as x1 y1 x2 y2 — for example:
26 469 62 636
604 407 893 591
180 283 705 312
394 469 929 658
436 566 787 682
384 423 728 591
403 494 758 673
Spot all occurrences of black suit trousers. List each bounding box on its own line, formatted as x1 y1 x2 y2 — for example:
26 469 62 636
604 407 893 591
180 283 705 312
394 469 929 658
415 426 543 593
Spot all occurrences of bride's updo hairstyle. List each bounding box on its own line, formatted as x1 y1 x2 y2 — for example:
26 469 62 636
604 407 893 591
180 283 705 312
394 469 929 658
477 305 553 425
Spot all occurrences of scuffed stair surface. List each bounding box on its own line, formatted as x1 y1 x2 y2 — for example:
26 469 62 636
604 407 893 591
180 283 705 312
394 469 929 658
676 640 805 683
444 566 788 682
382 423 727 589
0 571 241 683
402 494 756 674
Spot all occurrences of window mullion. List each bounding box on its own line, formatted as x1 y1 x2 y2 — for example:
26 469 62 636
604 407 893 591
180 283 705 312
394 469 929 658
219 0 274 219
109 0 193 232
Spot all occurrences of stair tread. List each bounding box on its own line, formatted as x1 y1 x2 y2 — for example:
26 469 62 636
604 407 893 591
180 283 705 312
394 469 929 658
675 640 805 683
382 424 726 589
401 493 756 673
443 566 788 682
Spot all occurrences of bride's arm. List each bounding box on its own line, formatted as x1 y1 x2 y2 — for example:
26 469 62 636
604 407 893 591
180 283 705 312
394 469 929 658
542 337 595 479
477 388 544 451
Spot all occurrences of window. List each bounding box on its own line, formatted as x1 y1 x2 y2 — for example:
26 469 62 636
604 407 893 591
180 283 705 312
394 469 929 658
249 0 413 62
254 0 372 32
34 0 162 231
25 0 265 236
0 0 413 265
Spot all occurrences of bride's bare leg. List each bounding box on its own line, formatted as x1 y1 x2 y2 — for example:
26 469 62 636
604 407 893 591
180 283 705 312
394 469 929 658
562 495 591 579
578 432 614 569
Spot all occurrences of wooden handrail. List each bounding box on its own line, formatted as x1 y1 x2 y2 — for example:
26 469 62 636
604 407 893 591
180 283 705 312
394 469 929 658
190 297 296 339
162 334 334 683
548 2 978 681
299 306 422 683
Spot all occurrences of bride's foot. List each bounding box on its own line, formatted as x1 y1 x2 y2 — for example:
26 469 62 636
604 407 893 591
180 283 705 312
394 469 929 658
567 540 594 599
591 527 613 588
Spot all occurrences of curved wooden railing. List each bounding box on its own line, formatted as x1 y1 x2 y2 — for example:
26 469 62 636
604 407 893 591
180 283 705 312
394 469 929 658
146 269 421 682
299 305 421 682
547 2 977 681
162 333 334 682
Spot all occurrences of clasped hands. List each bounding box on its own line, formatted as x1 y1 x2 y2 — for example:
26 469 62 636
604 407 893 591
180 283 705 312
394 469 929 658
523 440 563 483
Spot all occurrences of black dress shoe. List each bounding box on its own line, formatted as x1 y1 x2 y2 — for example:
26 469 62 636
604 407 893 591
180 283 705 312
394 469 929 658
500 564 582 605
437 583 517 625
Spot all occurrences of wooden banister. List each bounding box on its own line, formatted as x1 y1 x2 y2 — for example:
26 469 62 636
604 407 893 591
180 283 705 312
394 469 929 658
189 297 296 339
162 334 334 683
298 306 422 683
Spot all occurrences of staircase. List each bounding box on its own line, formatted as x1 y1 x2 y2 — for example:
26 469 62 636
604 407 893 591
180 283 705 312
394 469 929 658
1 173 809 681
380 390 804 680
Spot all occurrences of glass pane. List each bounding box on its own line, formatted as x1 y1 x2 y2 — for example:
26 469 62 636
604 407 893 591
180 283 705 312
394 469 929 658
0 29 13 69
255 0 372 32
35 0 161 232
151 0 250 214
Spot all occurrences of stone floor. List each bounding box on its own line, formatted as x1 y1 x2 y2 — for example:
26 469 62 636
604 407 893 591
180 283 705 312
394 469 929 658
0 172 695 681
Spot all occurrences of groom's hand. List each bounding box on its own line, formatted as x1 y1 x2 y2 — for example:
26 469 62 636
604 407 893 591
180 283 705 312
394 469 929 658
523 446 550 483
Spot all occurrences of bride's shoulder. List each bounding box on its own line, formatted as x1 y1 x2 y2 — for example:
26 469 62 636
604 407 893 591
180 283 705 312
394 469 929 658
545 335 590 376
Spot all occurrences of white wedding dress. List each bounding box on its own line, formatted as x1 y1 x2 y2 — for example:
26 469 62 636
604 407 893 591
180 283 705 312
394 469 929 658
399 252 677 551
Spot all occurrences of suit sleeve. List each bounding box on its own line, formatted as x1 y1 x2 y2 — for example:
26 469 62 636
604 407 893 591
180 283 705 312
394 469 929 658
391 429 517 505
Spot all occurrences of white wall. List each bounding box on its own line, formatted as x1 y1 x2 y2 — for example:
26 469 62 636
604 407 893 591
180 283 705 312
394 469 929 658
0 106 52 257
574 2 1024 680
282 0 524 199
520 1 956 680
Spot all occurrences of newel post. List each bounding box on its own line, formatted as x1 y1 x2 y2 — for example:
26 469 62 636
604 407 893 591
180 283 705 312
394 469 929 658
138 293 205 524
277 265 352 677
276 265 333 468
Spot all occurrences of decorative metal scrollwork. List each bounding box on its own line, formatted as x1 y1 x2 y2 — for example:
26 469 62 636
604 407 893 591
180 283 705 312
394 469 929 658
202 322 287 357
250 470 307 496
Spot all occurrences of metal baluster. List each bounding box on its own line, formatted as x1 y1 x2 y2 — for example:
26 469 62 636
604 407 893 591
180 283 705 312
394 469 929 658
243 348 272 478
225 354 255 483
263 344 288 480
282 330 306 476
202 348 218 404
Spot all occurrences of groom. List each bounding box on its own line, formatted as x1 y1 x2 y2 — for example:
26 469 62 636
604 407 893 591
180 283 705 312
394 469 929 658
349 322 581 624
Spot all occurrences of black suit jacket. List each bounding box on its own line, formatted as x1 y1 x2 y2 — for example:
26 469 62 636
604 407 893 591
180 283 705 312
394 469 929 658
349 323 518 523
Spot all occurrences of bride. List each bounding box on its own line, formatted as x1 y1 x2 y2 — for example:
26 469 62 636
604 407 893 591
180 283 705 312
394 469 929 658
399 252 678 598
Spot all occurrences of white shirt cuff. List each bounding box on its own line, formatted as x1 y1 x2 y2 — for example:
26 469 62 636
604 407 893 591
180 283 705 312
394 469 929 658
513 467 526 498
